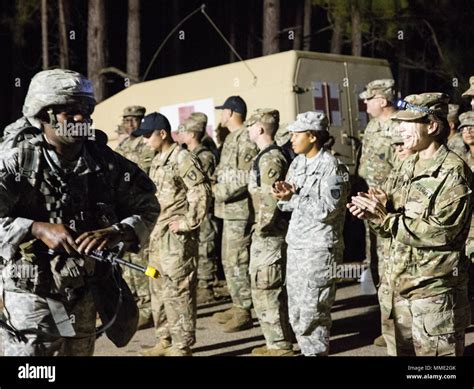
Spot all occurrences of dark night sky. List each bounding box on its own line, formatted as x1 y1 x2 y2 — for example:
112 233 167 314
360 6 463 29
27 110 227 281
1 0 473 132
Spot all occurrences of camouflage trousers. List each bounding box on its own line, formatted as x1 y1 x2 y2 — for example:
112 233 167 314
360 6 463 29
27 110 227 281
2 289 95 356
197 214 218 289
221 219 253 310
250 234 292 350
366 222 384 287
122 247 152 325
286 246 341 356
149 228 198 350
377 275 396 356
377 238 396 356
392 290 471 356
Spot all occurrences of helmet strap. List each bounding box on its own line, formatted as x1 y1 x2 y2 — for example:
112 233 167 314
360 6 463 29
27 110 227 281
47 108 60 130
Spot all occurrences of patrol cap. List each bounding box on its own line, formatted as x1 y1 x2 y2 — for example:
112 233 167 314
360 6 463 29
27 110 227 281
177 118 202 134
215 96 247 117
392 93 449 121
189 112 208 126
245 108 280 127
123 105 146 117
132 112 171 136
462 76 474 97
287 111 329 133
359 79 395 101
447 104 460 122
458 111 474 129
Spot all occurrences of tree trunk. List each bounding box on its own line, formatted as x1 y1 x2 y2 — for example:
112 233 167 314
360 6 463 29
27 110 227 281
41 0 49 69
58 0 69 69
303 0 312 50
87 0 107 102
247 0 256 58
229 0 237 62
330 13 343 54
351 2 362 56
262 0 280 55
127 0 140 82
170 0 181 73
293 0 303 50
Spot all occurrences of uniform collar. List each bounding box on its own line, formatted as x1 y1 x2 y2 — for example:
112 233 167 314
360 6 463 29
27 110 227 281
158 142 179 166
41 133 102 176
406 144 450 178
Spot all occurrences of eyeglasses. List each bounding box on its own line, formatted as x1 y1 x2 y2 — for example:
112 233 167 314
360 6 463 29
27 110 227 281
460 127 474 134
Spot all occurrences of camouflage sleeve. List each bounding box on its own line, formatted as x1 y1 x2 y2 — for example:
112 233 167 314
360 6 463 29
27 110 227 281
197 150 217 177
176 153 211 232
256 153 287 233
0 148 35 261
282 163 349 222
277 157 299 212
380 171 472 248
111 151 160 250
214 136 258 203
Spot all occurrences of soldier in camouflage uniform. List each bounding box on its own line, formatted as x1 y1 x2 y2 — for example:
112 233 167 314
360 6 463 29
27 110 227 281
458 111 474 306
358 79 399 347
375 128 414 356
462 76 474 111
212 96 259 332
274 112 349 356
349 93 473 356
246 109 293 356
114 106 156 329
177 115 219 304
0 69 160 356
446 104 467 156
137 113 211 356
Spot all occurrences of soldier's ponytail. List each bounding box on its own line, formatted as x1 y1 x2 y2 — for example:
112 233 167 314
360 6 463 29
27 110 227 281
308 129 332 150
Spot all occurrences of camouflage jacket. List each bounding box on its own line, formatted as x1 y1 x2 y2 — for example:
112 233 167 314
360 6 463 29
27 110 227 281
0 133 160 296
377 145 473 299
358 117 398 188
115 135 156 174
214 125 259 220
447 133 468 157
248 144 289 238
149 143 210 236
192 144 217 177
278 149 349 250
461 149 474 260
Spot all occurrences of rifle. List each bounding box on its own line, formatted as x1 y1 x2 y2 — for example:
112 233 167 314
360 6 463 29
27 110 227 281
47 244 160 279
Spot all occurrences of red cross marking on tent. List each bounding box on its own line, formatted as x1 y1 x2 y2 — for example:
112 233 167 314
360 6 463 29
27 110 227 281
178 105 195 124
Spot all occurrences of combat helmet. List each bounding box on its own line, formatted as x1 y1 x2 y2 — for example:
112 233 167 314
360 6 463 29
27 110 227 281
22 69 96 120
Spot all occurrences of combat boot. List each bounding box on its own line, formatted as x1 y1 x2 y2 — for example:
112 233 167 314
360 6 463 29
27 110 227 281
212 307 238 324
137 314 154 330
251 345 294 356
373 335 387 347
139 338 172 356
221 308 252 332
164 346 192 356
196 287 215 305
